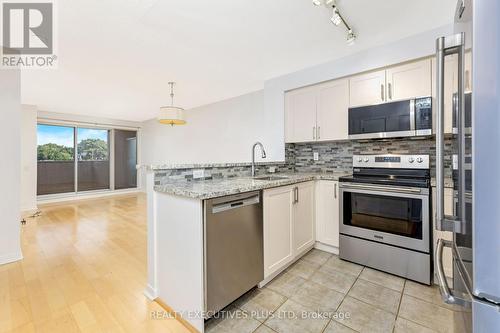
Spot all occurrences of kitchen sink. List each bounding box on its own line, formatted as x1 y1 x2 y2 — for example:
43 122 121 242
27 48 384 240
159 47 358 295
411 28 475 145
252 175 289 181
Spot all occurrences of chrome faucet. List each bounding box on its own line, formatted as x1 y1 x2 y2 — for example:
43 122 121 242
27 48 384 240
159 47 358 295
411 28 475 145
251 142 267 177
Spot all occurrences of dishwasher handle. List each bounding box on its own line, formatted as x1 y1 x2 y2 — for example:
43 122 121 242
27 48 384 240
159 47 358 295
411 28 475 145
211 193 260 214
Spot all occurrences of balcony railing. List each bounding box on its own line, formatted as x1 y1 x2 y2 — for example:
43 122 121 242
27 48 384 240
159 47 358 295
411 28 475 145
37 160 110 195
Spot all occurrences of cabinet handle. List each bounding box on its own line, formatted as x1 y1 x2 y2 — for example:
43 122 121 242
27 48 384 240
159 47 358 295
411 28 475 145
388 83 392 100
294 187 299 204
380 84 385 101
334 183 337 199
317 126 321 140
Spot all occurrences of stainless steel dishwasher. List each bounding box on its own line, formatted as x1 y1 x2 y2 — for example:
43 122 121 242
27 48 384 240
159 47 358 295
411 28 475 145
204 191 263 317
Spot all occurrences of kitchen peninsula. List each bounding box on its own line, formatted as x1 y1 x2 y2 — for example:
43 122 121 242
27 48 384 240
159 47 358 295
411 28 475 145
143 165 349 332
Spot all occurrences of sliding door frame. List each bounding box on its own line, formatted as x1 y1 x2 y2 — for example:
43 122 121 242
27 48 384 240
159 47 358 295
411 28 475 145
37 119 140 200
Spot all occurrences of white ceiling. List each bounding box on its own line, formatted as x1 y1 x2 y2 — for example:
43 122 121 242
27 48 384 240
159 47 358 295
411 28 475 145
21 0 457 122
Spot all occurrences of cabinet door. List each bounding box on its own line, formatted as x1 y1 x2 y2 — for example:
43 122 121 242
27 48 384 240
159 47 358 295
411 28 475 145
293 182 315 255
386 59 432 101
432 187 454 278
316 79 349 141
315 181 340 248
263 186 294 278
432 55 457 134
349 69 386 107
284 87 317 143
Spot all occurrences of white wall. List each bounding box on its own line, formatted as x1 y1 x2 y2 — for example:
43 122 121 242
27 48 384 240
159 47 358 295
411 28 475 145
21 105 38 213
141 90 269 166
141 24 455 168
0 69 22 265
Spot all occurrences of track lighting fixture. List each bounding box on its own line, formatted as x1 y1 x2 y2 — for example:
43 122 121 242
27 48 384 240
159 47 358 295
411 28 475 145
313 0 357 45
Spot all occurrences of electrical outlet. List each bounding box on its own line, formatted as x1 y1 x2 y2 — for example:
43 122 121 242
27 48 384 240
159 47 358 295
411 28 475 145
313 152 319 161
268 166 276 173
193 169 205 179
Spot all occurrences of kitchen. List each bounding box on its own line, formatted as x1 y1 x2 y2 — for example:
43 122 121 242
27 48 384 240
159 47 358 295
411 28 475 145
140 1 499 332
2 0 499 332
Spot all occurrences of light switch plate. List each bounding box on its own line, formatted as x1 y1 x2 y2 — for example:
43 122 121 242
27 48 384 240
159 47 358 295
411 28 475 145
313 152 319 161
193 169 205 179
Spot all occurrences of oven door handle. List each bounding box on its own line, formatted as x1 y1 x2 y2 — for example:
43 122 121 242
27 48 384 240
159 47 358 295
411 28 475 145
340 183 423 195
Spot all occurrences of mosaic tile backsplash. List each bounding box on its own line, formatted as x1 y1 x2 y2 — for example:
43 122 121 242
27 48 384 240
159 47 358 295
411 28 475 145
289 136 456 177
154 136 455 185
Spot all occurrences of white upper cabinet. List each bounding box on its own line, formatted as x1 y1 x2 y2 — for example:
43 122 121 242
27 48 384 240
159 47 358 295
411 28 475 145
286 57 437 142
285 78 349 143
385 59 432 101
349 69 386 107
315 181 340 249
293 182 315 255
285 87 317 143
316 79 349 141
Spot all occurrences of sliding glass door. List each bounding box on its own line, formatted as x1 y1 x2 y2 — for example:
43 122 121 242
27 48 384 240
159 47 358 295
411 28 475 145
77 128 110 191
37 124 75 195
37 124 138 196
114 130 138 190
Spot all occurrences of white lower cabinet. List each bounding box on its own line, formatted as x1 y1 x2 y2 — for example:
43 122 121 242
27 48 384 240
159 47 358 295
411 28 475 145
263 181 315 278
315 181 340 250
293 182 315 254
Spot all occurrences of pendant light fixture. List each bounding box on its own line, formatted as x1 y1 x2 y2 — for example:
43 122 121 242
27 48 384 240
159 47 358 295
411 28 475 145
158 82 186 125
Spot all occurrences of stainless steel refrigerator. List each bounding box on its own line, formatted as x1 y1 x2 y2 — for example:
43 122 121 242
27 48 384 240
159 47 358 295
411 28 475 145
435 0 500 332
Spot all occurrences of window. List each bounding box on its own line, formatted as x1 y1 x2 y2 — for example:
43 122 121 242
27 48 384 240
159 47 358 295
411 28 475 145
37 124 75 195
37 124 138 196
77 128 110 191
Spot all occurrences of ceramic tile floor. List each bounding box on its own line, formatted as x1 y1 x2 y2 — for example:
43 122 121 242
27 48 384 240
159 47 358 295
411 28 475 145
205 249 467 333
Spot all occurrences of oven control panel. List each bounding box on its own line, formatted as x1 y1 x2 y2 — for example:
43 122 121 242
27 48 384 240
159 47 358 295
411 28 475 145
353 154 430 169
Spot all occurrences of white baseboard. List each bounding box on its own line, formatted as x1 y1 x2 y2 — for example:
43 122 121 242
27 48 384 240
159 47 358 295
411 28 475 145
0 251 23 266
38 189 142 205
314 241 339 255
144 284 158 300
21 207 39 218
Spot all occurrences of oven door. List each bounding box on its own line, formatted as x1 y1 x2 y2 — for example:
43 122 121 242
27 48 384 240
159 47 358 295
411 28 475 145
339 183 430 253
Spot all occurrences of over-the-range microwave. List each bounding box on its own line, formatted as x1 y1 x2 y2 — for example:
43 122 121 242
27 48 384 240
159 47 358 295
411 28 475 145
348 97 432 140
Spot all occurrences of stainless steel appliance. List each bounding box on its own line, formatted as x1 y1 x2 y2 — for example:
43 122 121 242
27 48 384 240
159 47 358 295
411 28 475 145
339 154 432 284
434 0 500 331
204 191 263 317
348 97 432 139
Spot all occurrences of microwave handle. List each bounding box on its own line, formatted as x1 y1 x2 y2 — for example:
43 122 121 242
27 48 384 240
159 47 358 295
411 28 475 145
435 33 466 233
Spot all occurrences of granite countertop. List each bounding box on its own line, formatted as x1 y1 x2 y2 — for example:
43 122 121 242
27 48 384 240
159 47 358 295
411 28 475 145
154 172 350 199
143 161 286 171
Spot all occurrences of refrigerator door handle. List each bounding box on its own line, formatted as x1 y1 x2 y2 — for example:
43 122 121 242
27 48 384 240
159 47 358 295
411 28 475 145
435 238 472 307
435 33 467 234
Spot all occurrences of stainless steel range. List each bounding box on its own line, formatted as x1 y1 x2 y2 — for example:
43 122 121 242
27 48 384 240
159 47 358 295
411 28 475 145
339 154 432 285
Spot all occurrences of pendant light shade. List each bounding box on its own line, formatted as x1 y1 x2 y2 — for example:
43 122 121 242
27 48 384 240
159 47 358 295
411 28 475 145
158 82 186 125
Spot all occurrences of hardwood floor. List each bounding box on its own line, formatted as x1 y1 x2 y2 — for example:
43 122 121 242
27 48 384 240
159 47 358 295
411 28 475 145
1 194 190 333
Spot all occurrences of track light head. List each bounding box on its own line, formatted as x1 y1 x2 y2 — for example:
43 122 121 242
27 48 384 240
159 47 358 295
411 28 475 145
330 7 342 26
346 29 356 45
312 0 322 6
